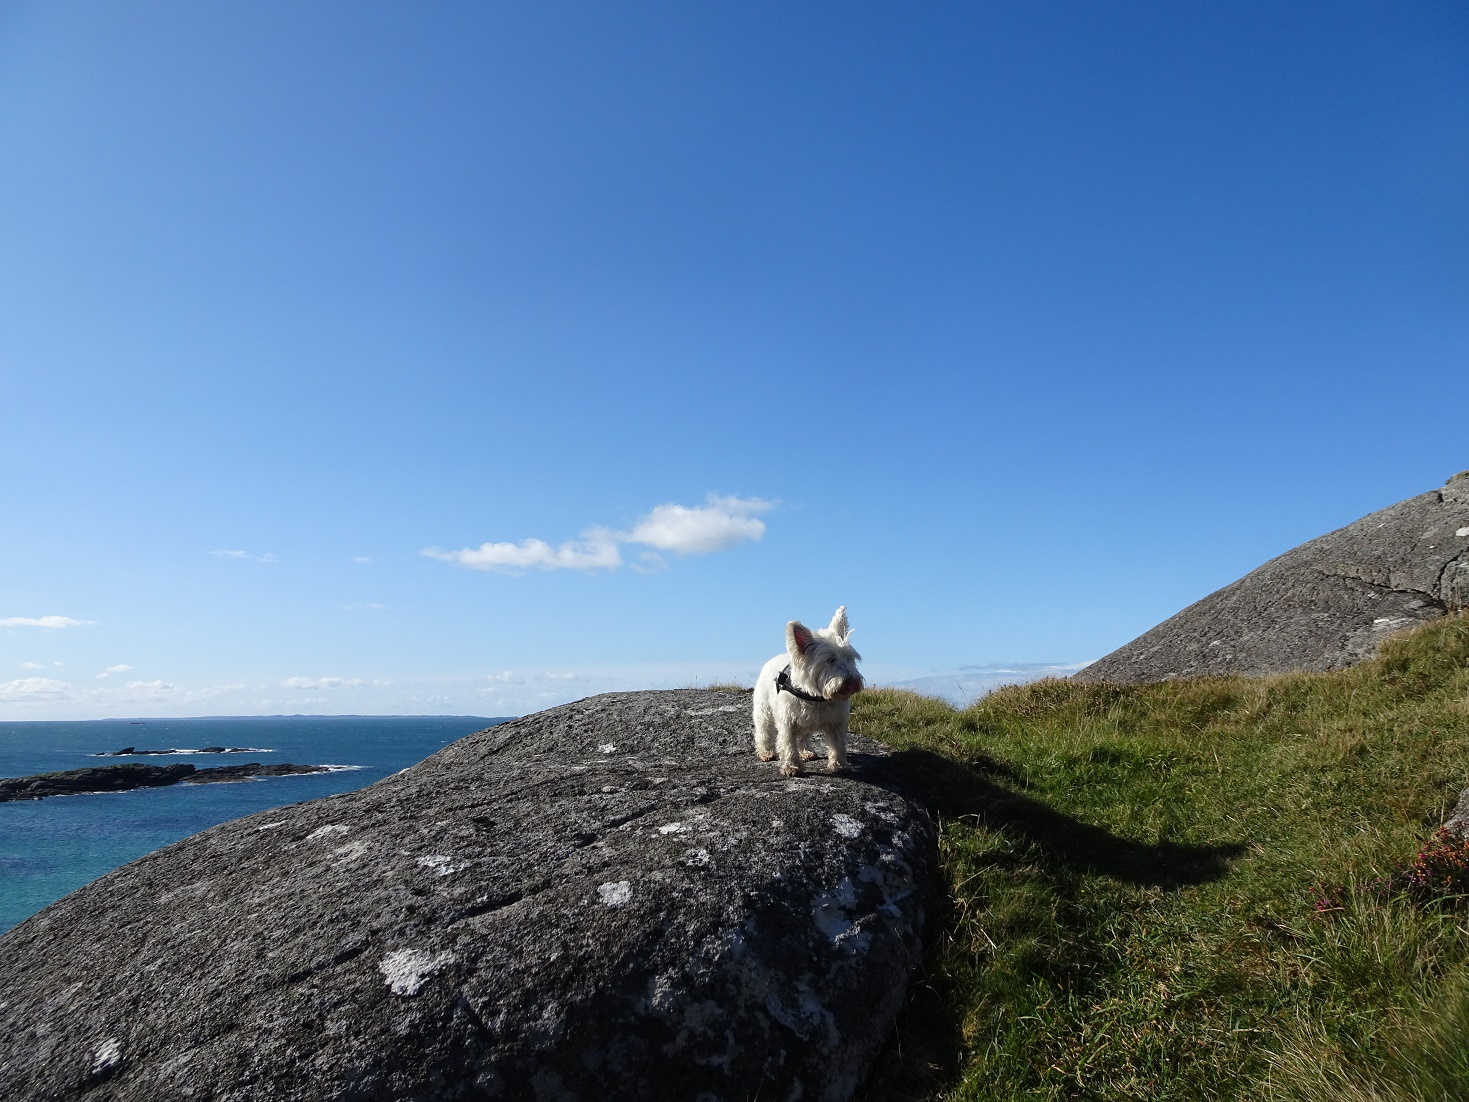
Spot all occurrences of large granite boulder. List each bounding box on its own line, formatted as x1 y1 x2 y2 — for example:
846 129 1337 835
1075 474 1469 683
0 690 935 1102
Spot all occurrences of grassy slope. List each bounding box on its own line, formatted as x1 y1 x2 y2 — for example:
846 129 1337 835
852 613 1469 1101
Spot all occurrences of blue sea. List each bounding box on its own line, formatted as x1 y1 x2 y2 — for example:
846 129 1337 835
0 715 506 934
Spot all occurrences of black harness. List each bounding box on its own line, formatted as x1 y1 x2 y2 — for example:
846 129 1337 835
776 665 826 704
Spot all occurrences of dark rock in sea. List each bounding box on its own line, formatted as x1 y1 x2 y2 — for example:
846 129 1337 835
0 763 336 802
0 690 935 1102
1075 475 1469 683
97 745 263 756
0 764 195 802
185 762 334 784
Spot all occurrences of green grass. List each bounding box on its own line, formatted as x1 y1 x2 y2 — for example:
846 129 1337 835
853 613 1469 1101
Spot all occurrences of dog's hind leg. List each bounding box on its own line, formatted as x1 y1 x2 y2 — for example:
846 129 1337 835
753 707 778 763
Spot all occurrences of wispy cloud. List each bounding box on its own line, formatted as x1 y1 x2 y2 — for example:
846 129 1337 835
196 682 247 698
96 664 134 679
20 661 46 670
1 615 93 629
282 676 373 689
210 549 277 564
352 555 374 564
889 662 1092 708
123 680 176 698
424 494 773 574
0 677 71 702
424 528 622 573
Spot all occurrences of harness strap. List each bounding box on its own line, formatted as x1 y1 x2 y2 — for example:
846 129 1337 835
776 664 826 704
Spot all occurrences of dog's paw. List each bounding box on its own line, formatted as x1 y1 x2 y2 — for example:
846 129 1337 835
799 749 816 761
780 762 803 777
826 759 846 774
755 750 776 762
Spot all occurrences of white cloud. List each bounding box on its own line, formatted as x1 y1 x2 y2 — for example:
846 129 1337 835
625 494 772 554
352 555 374 564
96 664 134 679
210 549 277 564
423 529 622 573
283 676 368 690
0 677 70 702
424 494 772 574
124 680 175 696
20 661 45 670
1 615 93 629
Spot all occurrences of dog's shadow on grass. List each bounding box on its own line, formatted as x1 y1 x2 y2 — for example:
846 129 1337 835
855 747 1245 889
848 747 1246 1102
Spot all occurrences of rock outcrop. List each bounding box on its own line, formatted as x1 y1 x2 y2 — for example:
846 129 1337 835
0 762 337 802
0 690 936 1102
0 763 196 801
1075 474 1469 683
96 746 268 756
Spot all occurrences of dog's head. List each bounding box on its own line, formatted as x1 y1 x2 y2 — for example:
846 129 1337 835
785 606 864 700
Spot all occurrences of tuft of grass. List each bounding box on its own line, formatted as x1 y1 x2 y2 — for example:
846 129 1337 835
854 613 1469 1101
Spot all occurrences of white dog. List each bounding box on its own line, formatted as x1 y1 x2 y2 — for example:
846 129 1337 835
753 606 864 776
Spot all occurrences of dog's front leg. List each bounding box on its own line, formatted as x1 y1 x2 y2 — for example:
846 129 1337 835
776 724 804 777
825 725 849 773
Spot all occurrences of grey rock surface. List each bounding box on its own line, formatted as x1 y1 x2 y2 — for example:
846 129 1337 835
1442 786 1469 840
0 690 936 1102
1075 476 1469 683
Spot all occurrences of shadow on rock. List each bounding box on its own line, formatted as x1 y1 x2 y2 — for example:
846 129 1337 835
854 748 1245 889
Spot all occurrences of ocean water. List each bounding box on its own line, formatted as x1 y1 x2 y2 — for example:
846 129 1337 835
0 715 506 934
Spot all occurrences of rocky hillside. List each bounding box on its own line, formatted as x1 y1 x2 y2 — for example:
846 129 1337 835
0 690 935 1102
1075 473 1469 683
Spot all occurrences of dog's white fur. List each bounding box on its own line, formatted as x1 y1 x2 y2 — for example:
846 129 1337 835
753 606 864 776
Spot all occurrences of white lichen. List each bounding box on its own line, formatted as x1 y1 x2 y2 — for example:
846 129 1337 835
597 880 632 906
91 1038 122 1075
831 813 863 838
379 948 455 996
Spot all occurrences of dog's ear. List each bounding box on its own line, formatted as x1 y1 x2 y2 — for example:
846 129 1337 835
786 620 815 656
828 606 849 640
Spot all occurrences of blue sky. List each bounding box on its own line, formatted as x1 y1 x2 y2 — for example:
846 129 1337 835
3 2 1465 719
